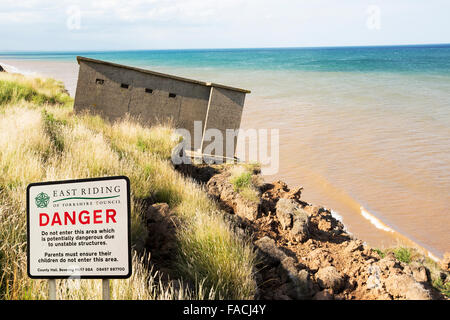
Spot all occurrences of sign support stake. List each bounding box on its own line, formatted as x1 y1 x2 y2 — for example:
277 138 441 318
48 279 56 300
102 279 110 300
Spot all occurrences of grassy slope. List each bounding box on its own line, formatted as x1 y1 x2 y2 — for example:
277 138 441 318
0 73 256 300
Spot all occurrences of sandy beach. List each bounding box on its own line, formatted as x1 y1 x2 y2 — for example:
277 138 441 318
0 59 79 96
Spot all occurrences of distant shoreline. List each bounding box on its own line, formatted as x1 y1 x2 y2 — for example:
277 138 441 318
0 59 79 96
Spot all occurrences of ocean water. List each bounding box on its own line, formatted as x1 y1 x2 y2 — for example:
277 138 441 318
1 45 449 258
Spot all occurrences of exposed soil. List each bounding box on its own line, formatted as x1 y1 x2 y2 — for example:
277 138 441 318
175 163 449 300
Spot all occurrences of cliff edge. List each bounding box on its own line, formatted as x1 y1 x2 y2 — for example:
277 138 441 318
174 163 450 300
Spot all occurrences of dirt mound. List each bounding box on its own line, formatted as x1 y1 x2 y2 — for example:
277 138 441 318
200 165 448 300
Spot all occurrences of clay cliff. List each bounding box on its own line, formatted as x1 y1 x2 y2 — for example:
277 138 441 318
165 163 449 300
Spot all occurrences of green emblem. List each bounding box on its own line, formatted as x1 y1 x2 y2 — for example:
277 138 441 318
35 192 50 208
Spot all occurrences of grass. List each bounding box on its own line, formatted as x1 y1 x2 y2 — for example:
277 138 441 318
0 72 257 300
229 166 261 203
42 110 66 153
231 171 253 191
0 73 71 108
432 277 450 298
392 247 412 264
373 248 385 258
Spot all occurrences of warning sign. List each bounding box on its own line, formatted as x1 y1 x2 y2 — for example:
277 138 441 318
27 176 131 279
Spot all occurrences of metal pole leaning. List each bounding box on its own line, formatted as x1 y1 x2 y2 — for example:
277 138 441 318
102 279 110 300
48 279 56 300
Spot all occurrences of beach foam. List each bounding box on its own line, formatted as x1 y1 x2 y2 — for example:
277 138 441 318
360 206 395 233
0 61 37 76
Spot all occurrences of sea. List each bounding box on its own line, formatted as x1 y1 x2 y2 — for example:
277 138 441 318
1 44 449 259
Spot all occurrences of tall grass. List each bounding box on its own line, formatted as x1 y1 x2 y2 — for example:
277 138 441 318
0 73 71 108
229 166 261 203
0 72 257 300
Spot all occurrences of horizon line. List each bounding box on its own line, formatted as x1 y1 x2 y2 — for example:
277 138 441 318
1 42 449 54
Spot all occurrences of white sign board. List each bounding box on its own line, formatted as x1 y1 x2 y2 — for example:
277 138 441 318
27 176 131 279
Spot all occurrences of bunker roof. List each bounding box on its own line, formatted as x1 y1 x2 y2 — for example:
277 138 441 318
77 56 251 94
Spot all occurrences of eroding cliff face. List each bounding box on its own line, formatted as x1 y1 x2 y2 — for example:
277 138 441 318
176 164 449 300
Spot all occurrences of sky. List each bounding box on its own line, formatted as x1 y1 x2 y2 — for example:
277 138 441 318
0 0 449 51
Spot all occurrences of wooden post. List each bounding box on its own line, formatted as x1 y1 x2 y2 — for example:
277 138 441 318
102 279 110 300
48 279 56 300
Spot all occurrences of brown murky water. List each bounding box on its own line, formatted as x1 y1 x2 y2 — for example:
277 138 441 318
238 72 450 260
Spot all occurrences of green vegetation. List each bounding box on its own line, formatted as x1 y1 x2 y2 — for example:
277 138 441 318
42 110 66 153
375 246 415 264
374 246 449 298
0 73 71 108
432 277 450 297
373 248 386 258
421 256 450 299
392 247 412 264
229 165 261 203
231 171 253 191
0 72 256 300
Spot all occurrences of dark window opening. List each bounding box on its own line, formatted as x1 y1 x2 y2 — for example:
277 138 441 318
169 93 176 98
96 79 104 85
145 88 153 94
121 83 129 89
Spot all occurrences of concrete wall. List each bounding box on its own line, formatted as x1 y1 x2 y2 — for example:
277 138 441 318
201 87 246 156
74 57 248 154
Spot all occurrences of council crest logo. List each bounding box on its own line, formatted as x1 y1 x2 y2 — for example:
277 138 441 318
35 192 50 208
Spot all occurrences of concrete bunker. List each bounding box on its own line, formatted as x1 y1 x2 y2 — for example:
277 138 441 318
74 56 250 156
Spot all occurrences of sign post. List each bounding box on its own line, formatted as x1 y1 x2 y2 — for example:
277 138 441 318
102 279 110 300
48 279 56 300
27 176 132 299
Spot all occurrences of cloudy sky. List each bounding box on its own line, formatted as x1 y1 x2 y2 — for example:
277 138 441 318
0 0 449 51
